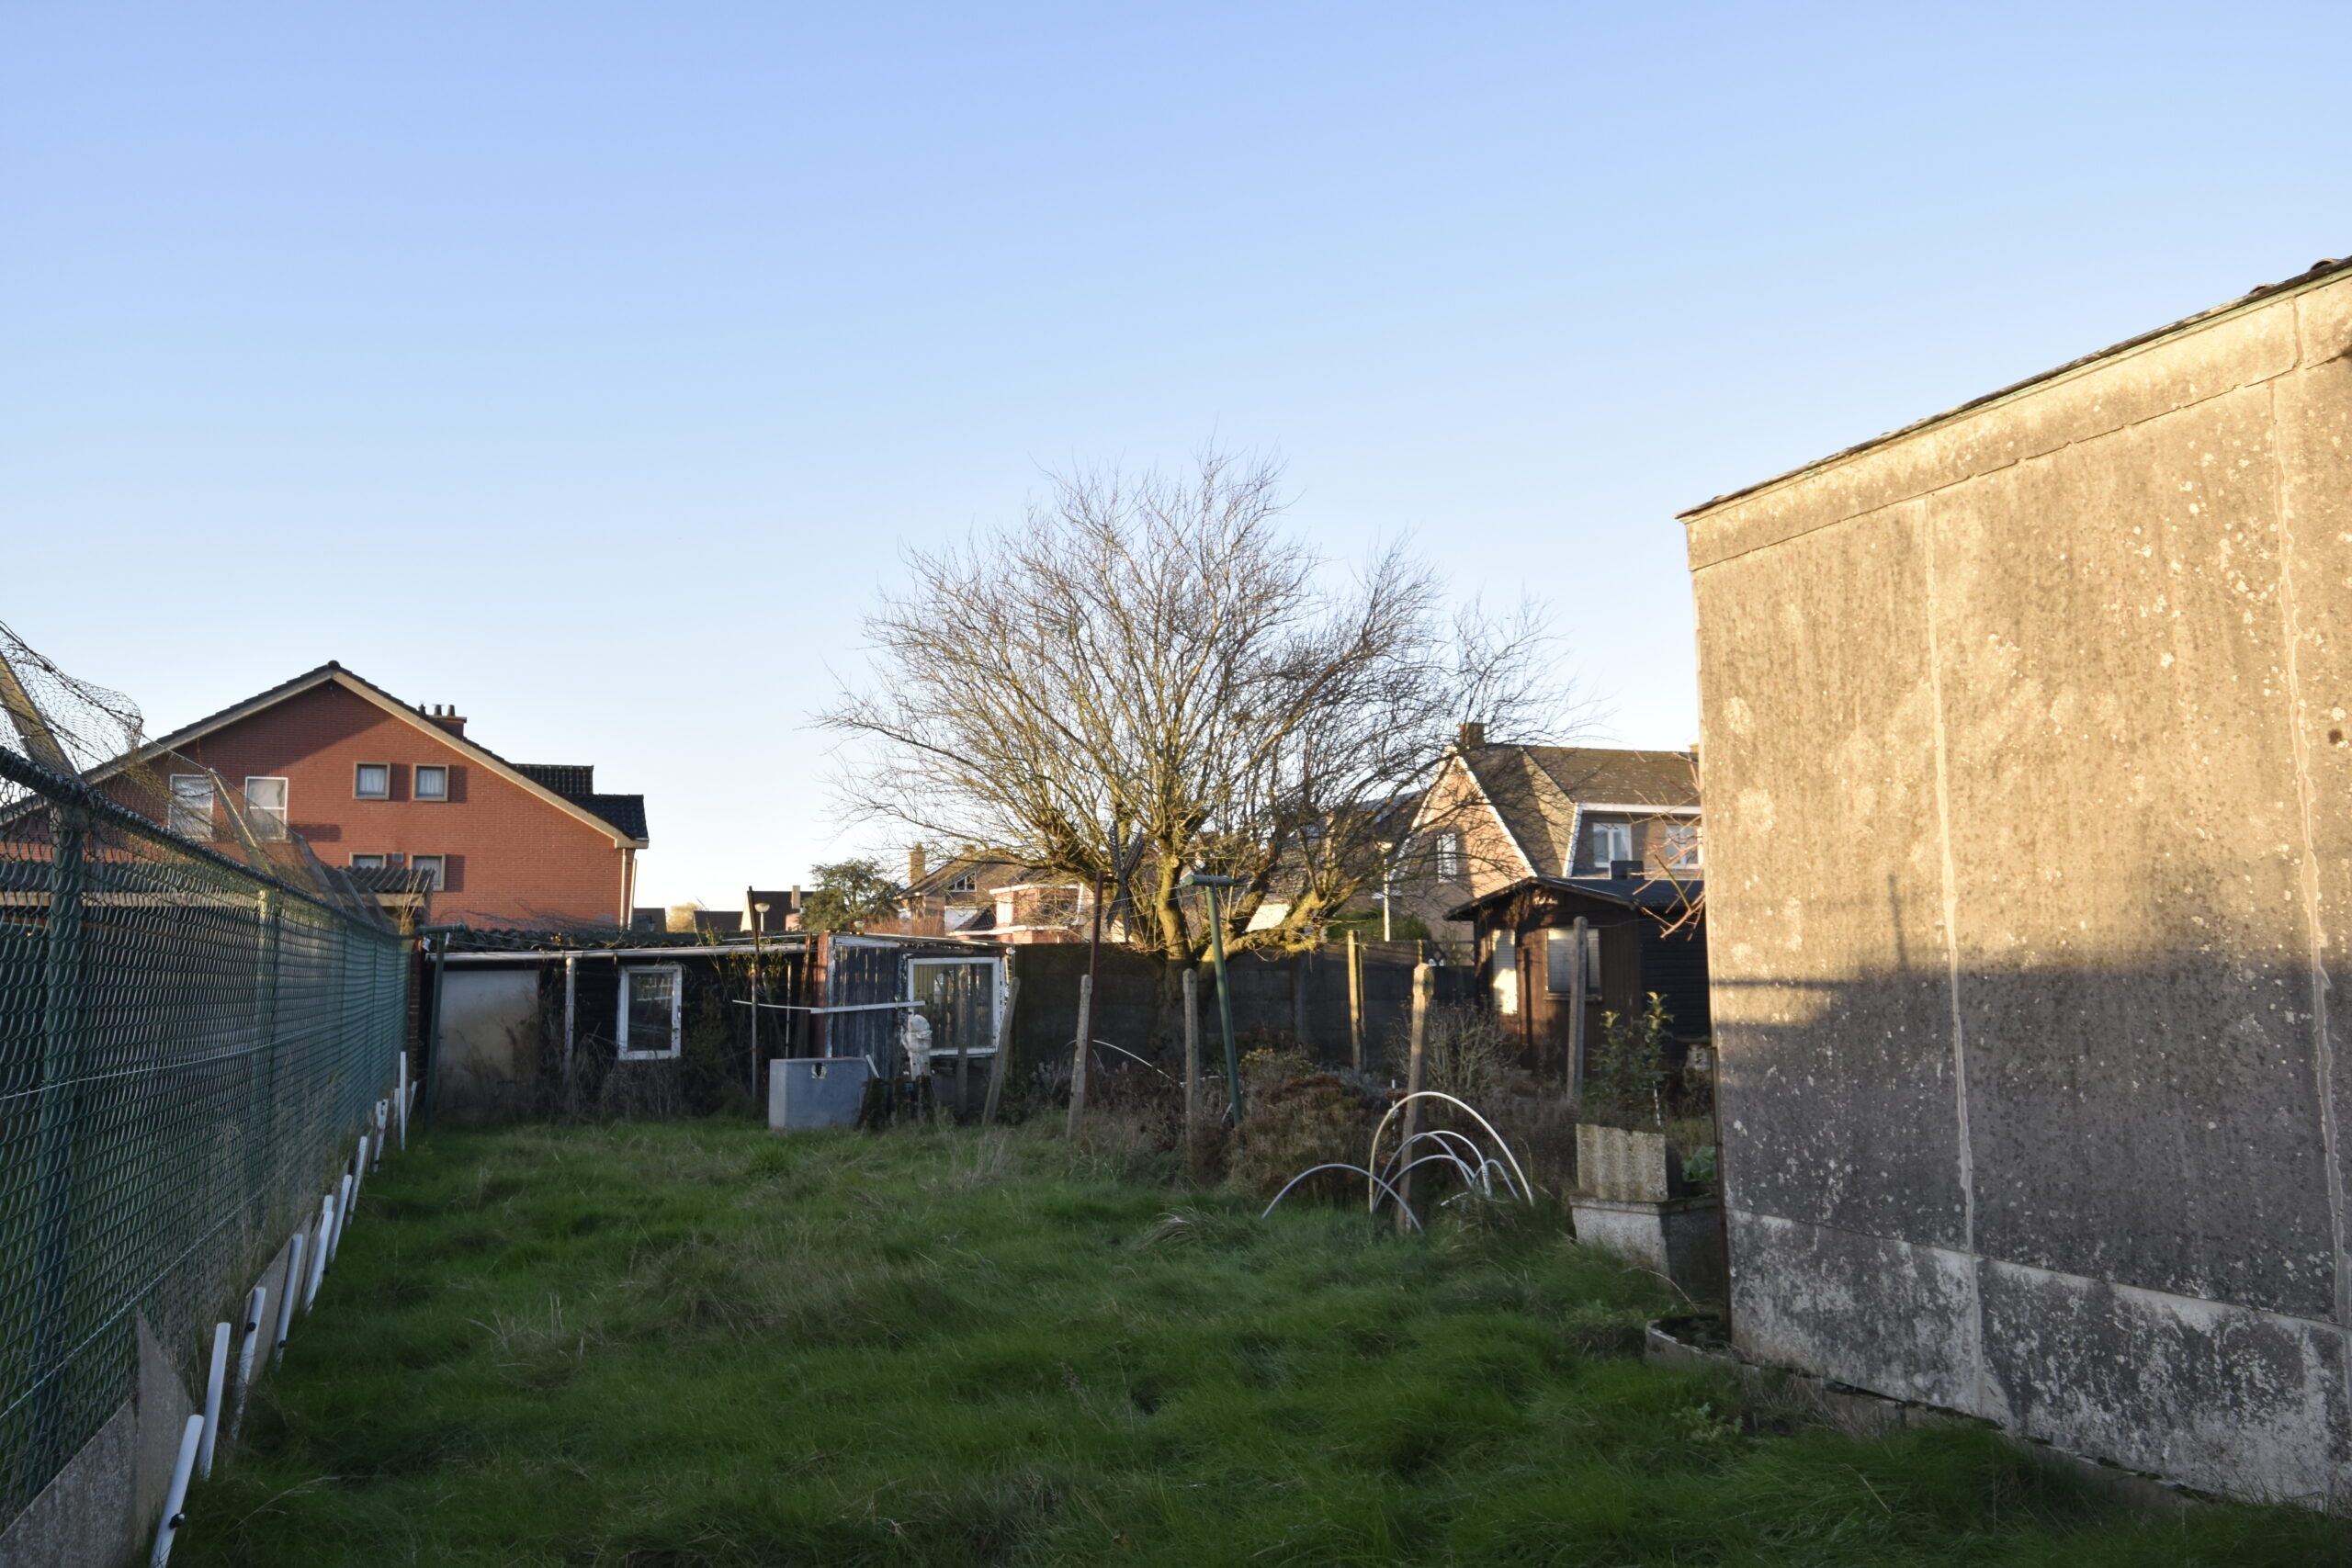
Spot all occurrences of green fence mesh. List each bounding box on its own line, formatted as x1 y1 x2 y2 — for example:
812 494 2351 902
0 625 410 1518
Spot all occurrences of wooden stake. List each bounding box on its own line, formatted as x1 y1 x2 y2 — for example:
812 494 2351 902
1566 915 1589 1104
1397 962 1431 1234
1065 973 1092 1136
1346 931 1363 1072
981 973 1017 1123
1182 965 1201 1162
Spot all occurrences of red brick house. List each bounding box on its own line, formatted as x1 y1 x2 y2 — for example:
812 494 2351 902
105 662 649 929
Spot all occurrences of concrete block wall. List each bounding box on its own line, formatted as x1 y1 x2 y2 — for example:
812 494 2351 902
1681 261 2352 1505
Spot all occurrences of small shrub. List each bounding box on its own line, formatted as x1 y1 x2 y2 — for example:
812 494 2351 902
1582 992 1673 1131
1228 1072 1376 1202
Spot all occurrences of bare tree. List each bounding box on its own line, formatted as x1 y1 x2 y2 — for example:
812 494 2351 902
820 448 1569 981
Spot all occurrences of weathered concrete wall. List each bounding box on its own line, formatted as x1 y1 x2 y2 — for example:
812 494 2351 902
1684 263 2352 1505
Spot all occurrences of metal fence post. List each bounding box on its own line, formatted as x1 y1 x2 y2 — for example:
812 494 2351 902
27 806 86 1481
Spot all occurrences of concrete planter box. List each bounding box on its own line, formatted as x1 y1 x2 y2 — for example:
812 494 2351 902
1570 1192 1727 1303
1576 1122 1684 1201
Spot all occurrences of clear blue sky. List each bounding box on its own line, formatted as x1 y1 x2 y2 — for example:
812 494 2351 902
6 4 2346 908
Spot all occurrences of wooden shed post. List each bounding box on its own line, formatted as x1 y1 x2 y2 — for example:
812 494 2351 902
1182 965 1201 1165
1565 915 1589 1103
981 972 1017 1124
1066 972 1092 1136
1346 931 1364 1071
1397 962 1431 1235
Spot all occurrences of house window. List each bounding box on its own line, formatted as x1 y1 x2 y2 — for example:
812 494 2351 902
945 873 976 895
167 774 214 839
1491 928 1519 1016
1589 819 1632 871
415 764 448 801
354 763 390 799
351 853 385 870
411 854 446 890
1663 821 1701 869
243 777 288 841
618 964 683 1060
1545 926 1602 994
1435 831 1462 881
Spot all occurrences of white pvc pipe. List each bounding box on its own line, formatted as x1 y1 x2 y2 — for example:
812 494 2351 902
1375 1147 1483 1205
1261 1163 1423 1232
149 1414 205 1566
1380 1129 1490 1192
372 1101 387 1170
232 1285 266 1421
351 1134 368 1209
329 1174 354 1264
1365 1092 1534 1211
197 1321 229 1479
273 1233 304 1362
304 1199 333 1309
396 1056 410 1150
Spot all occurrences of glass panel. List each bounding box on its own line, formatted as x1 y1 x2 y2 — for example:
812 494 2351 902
912 962 994 1058
168 775 212 838
416 765 447 800
356 764 388 796
245 777 289 840
626 969 676 1053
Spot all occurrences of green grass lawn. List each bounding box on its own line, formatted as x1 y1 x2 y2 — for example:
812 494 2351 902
179 1121 2349 1567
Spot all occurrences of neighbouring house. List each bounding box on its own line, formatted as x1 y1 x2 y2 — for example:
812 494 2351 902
101 662 649 930
1445 870 1706 1084
1680 256 2352 1506
634 887 806 937
1392 727 1702 954
896 847 1093 943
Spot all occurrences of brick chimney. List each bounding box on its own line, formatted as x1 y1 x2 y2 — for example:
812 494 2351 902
908 845 927 888
1457 720 1486 750
418 702 467 738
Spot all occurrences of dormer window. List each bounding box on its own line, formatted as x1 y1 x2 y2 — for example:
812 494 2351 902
1664 821 1702 869
946 873 977 895
1588 819 1632 870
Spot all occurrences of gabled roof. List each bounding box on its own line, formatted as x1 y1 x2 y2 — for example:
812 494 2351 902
1449 745 1698 876
114 662 649 848
1445 872 1704 922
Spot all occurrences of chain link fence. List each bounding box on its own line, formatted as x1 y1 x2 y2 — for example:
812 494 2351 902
0 624 410 1521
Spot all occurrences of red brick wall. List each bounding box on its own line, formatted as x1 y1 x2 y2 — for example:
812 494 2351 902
168 681 630 928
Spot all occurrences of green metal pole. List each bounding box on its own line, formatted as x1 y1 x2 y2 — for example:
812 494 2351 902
1204 886 1242 1125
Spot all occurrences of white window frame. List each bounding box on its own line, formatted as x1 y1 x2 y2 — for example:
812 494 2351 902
354 762 390 800
167 773 214 839
617 964 684 1060
909 954 1003 1058
1663 820 1702 869
243 776 289 841
1435 830 1462 881
410 854 446 890
1589 818 1633 870
414 763 448 802
1545 925 1602 995
945 873 976 894
350 853 386 870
